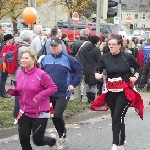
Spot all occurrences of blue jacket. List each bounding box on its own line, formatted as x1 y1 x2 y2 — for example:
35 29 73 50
46 38 67 54
41 52 83 97
142 42 150 63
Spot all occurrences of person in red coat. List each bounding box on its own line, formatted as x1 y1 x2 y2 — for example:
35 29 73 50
61 33 71 54
0 34 15 98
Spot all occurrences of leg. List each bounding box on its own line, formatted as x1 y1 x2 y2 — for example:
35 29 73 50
51 97 69 138
18 114 32 150
106 92 131 146
32 118 56 147
13 96 20 117
13 81 20 117
86 85 91 103
89 85 96 103
0 71 8 96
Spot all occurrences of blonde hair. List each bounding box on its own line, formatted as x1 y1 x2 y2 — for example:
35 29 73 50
21 49 41 68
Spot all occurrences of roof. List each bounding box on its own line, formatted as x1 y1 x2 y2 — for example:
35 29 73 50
121 0 150 11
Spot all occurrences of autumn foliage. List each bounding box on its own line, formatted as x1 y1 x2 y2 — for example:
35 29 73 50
52 0 93 17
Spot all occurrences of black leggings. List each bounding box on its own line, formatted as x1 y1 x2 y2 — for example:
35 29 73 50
106 91 131 146
50 96 69 138
18 114 56 150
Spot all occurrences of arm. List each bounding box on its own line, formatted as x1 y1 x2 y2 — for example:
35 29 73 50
95 47 101 63
34 73 57 102
7 89 19 96
69 56 83 88
35 38 42 54
62 41 68 54
95 56 105 80
129 55 141 83
46 39 51 54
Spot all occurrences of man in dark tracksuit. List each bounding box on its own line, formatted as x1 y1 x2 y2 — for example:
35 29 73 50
41 37 83 149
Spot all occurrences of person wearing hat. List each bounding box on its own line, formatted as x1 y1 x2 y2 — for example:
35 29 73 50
0 34 14 98
40 37 83 149
76 35 102 103
4 34 14 44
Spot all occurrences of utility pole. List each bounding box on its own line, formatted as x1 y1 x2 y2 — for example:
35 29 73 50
96 0 101 36
28 0 36 7
117 0 121 24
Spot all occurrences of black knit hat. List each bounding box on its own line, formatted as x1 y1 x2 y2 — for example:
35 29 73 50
89 35 100 44
4 34 13 41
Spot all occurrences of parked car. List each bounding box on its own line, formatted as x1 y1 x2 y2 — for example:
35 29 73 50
139 34 149 41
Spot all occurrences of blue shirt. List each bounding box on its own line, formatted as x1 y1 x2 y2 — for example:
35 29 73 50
41 52 83 97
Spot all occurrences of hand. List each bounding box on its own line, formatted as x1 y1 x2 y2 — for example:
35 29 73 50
33 99 38 103
129 77 137 83
95 73 103 80
68 85 75 92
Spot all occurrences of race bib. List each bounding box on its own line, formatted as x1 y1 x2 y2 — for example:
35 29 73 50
106 77 123 92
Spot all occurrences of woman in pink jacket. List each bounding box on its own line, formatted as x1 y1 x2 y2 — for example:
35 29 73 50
7 49 58 150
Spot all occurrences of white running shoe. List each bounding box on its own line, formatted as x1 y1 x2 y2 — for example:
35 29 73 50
111 144 118 150
118 145 125 150
124 140 127 146
57 137 68 150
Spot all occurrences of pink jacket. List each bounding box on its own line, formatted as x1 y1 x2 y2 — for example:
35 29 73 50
7 67 57 118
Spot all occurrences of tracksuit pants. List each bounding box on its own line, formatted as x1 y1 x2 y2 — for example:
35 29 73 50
50 96 69 138
106 91 131 146
18 114 56 150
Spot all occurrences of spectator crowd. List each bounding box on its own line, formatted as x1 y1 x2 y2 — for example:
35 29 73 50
0 24 148 150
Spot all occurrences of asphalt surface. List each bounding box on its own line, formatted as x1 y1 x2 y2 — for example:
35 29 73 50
0 91 150 150
1 79 150 149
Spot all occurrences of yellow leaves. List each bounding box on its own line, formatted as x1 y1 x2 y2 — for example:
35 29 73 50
0 0 47 24
52 0 91 16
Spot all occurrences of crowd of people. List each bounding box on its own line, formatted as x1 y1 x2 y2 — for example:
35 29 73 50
0 23 148 150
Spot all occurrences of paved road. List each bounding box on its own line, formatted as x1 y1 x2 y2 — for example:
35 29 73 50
0 92 150 150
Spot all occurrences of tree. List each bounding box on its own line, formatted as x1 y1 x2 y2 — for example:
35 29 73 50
0 0 12 19
53 0 94 18
105 17 114 24
1 0 47 34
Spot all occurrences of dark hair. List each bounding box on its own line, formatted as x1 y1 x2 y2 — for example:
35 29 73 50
89 35 100 44
131 37 137 43
50 27 58 37
0 25 2 30
107 33 123 46
61 33 67 40
140 39 143 45
134 38 139 44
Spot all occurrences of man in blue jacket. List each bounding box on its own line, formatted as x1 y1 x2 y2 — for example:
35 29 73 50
41 37 83 149
46 27 67 54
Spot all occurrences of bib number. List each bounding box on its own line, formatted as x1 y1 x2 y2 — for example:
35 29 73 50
106 77 123 92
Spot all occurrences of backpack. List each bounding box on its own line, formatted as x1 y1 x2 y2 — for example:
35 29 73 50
37 41 47 58
0 45 18 74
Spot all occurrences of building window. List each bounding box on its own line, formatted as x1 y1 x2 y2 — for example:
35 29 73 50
143 14 146 19
142 24 145 28
121 4 127 9
121 14 122 20
135 14 138 19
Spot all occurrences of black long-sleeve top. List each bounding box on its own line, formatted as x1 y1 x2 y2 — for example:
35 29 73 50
95 52 141 82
